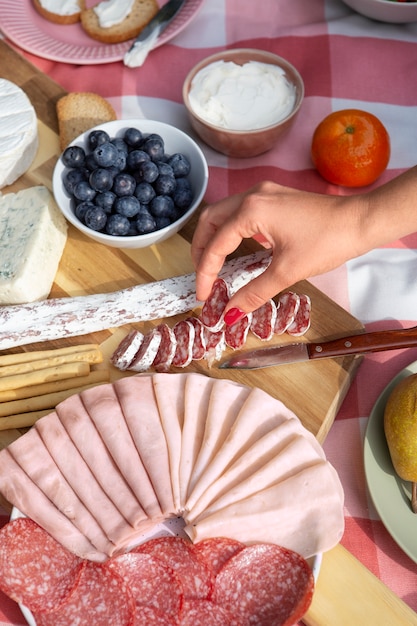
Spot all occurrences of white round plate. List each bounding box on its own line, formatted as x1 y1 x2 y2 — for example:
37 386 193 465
364 359 417 563
0 0 205 64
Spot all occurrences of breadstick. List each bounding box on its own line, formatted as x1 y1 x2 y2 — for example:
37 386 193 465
0 344 101 367
0 348 102 378
0 362 90 393
0 369 110 402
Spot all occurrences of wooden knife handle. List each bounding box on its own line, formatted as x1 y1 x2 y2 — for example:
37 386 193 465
308 325 417 360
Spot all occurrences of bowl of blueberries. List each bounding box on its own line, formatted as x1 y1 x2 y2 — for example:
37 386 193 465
53 119 209 248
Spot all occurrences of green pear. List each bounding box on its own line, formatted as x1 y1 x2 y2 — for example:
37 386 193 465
384 373 417 513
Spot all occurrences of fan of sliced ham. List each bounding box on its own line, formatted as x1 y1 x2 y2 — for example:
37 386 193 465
0 373 344 562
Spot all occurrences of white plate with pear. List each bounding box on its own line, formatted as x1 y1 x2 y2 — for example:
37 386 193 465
364 358 417 564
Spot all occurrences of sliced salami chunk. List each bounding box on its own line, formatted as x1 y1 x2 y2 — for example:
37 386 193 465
152 323 177 372
134 604 177 625
274 291 300 335
250 300 277 341
128 328 162 372
213 544 314 626
187 316 207 360
0 518 83 614
179 599 234 626
203 328 225 366
106 552 183 618
110 329 144 371
200 278 229 331
287 293 311 336
33 562 135 626
134 537 214 600
224 313 252 350
193 537 245 576
172 320 195 368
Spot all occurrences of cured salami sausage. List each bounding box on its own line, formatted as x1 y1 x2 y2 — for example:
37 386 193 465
152 323 177 372
0 518 84 614
187 316 206 360
110 329 144 371
287 293 311 336
193 537 245 576
128 329 162 372
250 300 277 341
274 291 300 335
0 250 271 350
172 320 195 368
200 278 229 331
224 313 252 350
106 551 183 618
213 544 314 626
33 562 135 626
134 604 177 625
203 328 225 366
179 599 234 626
134 537 214 600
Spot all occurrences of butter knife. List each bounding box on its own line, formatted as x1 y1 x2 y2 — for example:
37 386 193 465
124 0 187 68
220 324 417 370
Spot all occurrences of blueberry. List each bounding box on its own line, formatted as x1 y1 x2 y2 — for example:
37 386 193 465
142 136 165 161
114 195 141 218
63 168 88 194
173 177 193 209
85 152 99 171
115 151 127 172
62 145 86 168
156 161 175 177
93 142 119 167
112 172 136 196
73 180 96 202
105 213 131 236
154 174 176 196
149 195 175 218
111 137 129 155
95 191 116 213
136 160 159 183
88 130 111 150
84 206 107 231
89 168 114 192
134 182 156 204
136 210 157 234
168 153 191 177
124 127 143 148
75 200 95 222
126 149 150 171
155 216 172 230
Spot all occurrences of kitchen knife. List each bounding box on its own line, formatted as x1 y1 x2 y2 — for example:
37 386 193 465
124 0 187 67
220 324 417 370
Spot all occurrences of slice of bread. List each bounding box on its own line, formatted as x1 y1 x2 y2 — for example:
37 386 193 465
32 0 82 25
80 0 159 44
56 92 117 151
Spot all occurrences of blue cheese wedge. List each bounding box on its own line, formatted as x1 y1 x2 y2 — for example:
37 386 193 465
0 186 67 304
0 78 39 189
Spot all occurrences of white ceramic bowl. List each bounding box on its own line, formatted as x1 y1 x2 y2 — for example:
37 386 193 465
183 48 304 158
342 0 417 23
53 119 209 249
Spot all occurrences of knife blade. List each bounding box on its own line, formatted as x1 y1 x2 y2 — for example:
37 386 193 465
219 324 417 370
124 0 186 68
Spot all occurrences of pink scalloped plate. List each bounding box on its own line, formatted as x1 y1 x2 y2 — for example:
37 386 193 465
0 0 205 64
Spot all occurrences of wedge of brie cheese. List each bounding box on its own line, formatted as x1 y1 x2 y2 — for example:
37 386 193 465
0 186 67 304
0 79 39 189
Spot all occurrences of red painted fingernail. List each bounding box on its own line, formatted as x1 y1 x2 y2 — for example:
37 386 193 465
224 308 245 326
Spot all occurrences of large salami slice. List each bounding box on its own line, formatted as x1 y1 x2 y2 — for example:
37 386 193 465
134 537 214 600
213 544 314 626
274 291 300 335
179 599 234 626
193 537 245 576
287 293 311 336
250 300 277 341
203 328 225 366
33 562 136 626
110 329 144 371
134 604 177 625
187 316 207 360
128 328 162 372
172 320 195 368
224 313 252 350
0 518 83 614
199 278 229 331
152 323 177 372
106 551 183 618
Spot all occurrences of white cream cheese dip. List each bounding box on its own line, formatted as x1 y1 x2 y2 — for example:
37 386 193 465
39 0 80 16
94 0 135 28
188 60 297 131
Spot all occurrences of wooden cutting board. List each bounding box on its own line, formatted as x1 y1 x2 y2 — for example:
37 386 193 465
1 40 416 625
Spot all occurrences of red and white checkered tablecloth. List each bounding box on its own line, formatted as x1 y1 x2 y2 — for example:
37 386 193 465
1 0 417 623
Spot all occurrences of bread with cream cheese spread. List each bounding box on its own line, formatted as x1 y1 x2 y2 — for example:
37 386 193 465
80 0 159 44
32 0 82 25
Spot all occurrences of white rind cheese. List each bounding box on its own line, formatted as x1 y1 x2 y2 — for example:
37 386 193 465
0 79 39 189
0 186 67 304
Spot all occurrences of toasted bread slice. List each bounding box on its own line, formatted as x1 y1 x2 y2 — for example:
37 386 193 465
32 0 82 25
56 92 117 151
80 0 159 44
